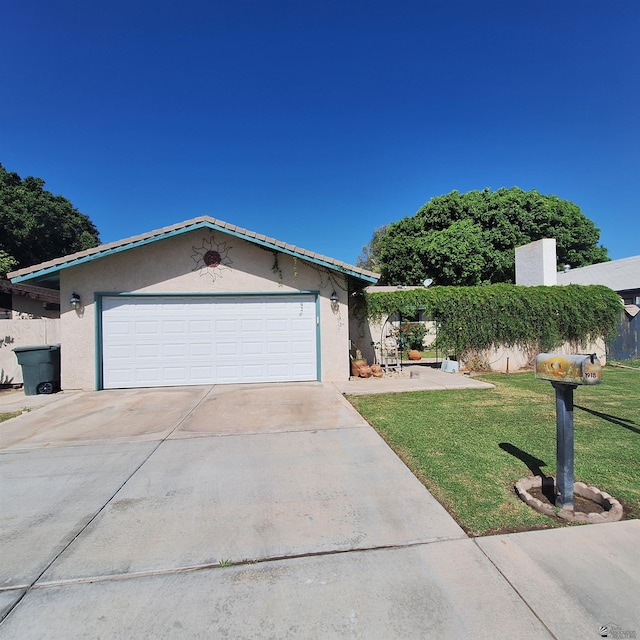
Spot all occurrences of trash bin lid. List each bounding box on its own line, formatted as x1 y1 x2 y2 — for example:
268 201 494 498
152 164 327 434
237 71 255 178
12 344 59 352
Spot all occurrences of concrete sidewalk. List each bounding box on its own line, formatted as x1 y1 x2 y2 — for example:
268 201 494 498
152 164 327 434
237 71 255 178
1 382 638 638
335 364 495 395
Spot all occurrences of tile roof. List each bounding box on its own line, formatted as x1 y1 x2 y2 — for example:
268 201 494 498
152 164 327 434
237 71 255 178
0 279 60 303
8 215 379 285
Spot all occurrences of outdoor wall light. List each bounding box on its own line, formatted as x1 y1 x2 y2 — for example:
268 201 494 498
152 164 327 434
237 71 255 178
330 290 339 303
70 292 81 309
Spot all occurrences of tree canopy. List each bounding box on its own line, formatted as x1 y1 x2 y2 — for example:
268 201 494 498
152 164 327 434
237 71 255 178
356 224 388 272
0 163 100 276
367 187 609 286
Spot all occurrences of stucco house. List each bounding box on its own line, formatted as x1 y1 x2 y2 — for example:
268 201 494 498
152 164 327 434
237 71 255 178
0 280 61 320
516 239 639 361
556 254 640 360
556 255 640 305
0 281 60 386
8 216 378 391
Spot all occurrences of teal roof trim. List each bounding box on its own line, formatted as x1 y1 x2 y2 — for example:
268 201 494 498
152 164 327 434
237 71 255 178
206 221 377 282
9 217 379 285
11 224 198 284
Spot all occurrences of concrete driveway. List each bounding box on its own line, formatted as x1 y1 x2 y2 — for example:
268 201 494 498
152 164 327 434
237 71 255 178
1 383 638 638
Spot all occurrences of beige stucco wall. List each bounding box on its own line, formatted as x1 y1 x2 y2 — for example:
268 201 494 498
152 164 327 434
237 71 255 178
0 318 60 385
10 295 60 319
59 229 351 390
463 338 607 373
351 313 437 365
355 312 607 373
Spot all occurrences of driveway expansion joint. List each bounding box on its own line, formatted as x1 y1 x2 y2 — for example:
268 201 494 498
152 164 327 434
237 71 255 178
1 387 218 624
472 538 558 640
31 534 470 590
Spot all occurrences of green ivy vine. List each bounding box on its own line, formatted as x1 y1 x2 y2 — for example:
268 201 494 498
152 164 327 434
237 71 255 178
362 284 622 357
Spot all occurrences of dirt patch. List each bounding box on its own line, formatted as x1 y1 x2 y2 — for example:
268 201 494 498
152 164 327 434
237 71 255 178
477 523 555 537
528 484 605 514
515 475 623 524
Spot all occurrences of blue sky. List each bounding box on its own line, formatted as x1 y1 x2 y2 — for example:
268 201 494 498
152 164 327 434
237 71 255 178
2 0 638 266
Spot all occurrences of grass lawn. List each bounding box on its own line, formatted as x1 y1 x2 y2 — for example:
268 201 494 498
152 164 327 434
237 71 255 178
348 366 640 536
0 411 21 423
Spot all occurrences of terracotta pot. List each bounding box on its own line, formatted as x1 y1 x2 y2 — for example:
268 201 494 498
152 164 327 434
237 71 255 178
370 364 383 378
351 359 368 377
408 349 422 361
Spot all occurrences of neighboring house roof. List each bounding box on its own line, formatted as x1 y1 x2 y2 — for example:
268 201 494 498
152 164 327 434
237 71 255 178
0 279 60 304
8 216 379 287
556 255 640 292
365 285 424 292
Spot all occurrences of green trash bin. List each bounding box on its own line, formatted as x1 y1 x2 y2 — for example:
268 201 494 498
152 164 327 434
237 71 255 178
13 344 61 395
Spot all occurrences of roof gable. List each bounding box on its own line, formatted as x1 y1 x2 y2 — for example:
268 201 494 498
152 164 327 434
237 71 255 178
8 216 379 286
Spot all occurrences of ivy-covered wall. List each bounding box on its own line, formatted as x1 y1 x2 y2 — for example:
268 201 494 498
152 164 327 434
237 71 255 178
358 284 622 363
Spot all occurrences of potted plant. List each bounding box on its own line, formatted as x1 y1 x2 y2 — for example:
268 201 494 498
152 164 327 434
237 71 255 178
395 323 427 360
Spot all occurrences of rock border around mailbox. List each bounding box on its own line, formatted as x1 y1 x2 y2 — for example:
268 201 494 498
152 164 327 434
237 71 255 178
515 476 623 524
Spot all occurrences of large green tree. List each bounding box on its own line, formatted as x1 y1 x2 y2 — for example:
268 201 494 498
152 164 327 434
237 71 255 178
371 187 609 286
0 163 100 275
356 224 389 272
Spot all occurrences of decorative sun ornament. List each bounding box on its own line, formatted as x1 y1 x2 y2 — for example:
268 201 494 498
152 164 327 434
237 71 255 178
191 236 233 281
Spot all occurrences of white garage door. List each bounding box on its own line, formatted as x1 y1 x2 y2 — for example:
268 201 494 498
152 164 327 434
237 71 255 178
101 295 318 389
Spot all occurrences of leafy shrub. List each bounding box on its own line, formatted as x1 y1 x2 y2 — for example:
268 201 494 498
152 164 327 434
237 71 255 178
395 323 427 351
362 284 622 359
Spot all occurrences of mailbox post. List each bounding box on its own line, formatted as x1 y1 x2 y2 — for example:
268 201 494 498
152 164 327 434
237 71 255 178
534 354 602 510
552 380 577 509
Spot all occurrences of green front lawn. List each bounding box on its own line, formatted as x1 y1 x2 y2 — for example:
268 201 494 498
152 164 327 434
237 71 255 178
348 367 640 536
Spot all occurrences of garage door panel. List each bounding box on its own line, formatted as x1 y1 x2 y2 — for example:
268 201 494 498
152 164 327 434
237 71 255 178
135 344 159 358
189 320 212 333
164 368 188 382
266 362 289 376
292 361 315 374
291 316 314 329
164 344 187 357
240 363 266 376
190 364 214 378
214 341 238 356
106 344 133 358
241 342 264 356
215 319 237 333
215 364 241 382
135 321 160 336
107 368 133 384
266 318 288 332
108 320 134 336
267 341 289 355
217 303 239 317
135 367 162 383
241 318 262 332
102 295 318 388
292 341 314 355
163 320 187 334
188 343 212 356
